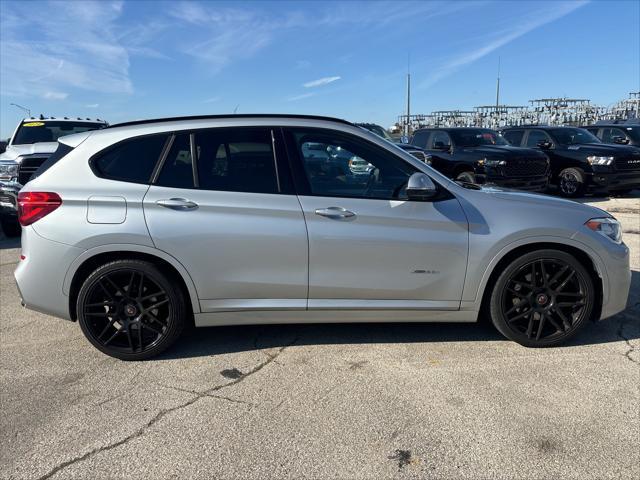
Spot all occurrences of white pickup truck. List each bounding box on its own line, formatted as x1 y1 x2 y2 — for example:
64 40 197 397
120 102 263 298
0 117 107 236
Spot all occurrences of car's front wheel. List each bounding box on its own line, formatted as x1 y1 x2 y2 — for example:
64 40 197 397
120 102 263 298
77 259 186 360
455 170 476 184
558 167 585 197
489 249 595 347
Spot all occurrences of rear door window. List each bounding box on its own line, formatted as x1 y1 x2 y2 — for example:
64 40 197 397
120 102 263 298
195 128 279 194
411 130 430 148
156 134 195 188
503 130 524 146
525 130 551 148
93 134 168 183
601 128 627 143
429 131 451 149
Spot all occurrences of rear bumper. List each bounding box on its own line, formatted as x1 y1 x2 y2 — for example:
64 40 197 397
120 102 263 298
14 227 82 320
587 170 640 191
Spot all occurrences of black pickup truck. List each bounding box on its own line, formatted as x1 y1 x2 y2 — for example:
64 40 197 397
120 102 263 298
502 125 640 196
582 124 640 147
409 127 550 191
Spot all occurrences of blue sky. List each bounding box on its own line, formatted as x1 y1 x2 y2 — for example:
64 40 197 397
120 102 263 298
1 0 639 137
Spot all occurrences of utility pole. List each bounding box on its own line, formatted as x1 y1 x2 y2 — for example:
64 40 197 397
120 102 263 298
10 103 31 117
495 56 501 113
405 53 411 138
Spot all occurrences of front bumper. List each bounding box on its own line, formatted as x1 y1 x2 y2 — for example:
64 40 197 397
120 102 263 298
0 181 20 216
587 170 640 191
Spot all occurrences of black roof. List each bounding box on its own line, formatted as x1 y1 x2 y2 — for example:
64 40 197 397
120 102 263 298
414 126 497 131
107 114 353 129
501 125 558 130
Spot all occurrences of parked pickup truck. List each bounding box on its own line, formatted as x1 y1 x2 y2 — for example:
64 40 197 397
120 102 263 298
502 125 640 196
582 123 640 147
410 127 550 192
0 117 107 236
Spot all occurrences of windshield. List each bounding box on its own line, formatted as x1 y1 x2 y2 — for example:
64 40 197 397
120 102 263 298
12 121 105 145
549 127 601 145
449 129 509 147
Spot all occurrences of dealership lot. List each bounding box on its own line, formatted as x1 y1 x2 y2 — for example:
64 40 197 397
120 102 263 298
0 194 638 479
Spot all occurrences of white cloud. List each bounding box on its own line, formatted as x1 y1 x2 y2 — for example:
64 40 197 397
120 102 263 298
204 96 221 103
43 92 68 100
0 1 133 98
287 92 316 102
419 1 588 88
303 76 341 88
85 103 100 108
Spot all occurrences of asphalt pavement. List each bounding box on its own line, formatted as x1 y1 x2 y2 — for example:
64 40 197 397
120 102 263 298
1 194 638 480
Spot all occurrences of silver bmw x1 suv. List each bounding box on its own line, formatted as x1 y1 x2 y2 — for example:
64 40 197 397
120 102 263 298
14 115 631 360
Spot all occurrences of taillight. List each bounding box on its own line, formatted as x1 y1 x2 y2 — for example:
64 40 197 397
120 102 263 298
17 192 62 226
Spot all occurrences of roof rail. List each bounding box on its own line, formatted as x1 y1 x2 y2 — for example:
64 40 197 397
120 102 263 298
107 113 353 129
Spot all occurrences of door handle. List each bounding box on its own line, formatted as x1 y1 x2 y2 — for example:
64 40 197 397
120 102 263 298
156 198 199 211
314 207 356 219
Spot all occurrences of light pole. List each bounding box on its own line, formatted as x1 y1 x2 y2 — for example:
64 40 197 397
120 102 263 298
10 103 31 117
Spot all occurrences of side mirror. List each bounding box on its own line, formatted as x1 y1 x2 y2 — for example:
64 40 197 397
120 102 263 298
613 136 629 145
406 172 437 201
537 140 552 150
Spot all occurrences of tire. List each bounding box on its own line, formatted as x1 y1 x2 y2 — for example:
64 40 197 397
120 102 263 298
455 170 476 184
1 216 21 237
489 249 595 347
558 167 585 197
77 259 186 360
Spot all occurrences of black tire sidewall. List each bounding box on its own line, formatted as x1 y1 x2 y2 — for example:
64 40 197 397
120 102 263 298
558 167 585 197
77 260 186 360
489 249 595 347
456 171 476 183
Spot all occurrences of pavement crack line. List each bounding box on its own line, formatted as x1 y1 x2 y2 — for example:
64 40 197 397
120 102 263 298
35 338 298 480
617 316 638 365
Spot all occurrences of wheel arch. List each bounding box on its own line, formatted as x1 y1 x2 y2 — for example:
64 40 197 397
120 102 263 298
65 245 200 321
453 163 475 176
477 241 603 323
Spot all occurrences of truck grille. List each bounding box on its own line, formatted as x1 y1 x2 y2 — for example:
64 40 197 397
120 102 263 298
18 156 48 185
615 155 640 171
504 158 548 177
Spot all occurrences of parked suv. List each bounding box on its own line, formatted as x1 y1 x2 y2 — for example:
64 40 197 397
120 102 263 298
410 127 550 191
502 126 640 196
582 124 640 147
15 115 630 360
0 117 107 236
356 123 432 163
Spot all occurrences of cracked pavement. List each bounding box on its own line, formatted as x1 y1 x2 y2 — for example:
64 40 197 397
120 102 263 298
1 195 638 479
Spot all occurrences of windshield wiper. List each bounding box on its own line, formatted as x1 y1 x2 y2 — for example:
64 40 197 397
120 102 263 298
454 180 482 190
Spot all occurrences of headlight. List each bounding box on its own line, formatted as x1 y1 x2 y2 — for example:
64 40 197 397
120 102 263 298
0 164 18 177
586 155 614 166
478 158 506 167
585 217 622 244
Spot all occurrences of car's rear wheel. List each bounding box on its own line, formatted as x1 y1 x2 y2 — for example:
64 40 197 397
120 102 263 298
455 170 476 184
489 249 594 347
77 260 186 360
558 167 585 197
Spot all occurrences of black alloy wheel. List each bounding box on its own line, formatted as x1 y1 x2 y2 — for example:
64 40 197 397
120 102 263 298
558 167 585 197
77 260 186 360
490 250 594 347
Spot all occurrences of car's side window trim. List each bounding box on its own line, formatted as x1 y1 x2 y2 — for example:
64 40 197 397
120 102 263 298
150 134 175 184
189 132 199 188
270 129 282 193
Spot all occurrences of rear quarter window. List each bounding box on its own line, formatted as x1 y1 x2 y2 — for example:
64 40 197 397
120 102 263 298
92 134 168 183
